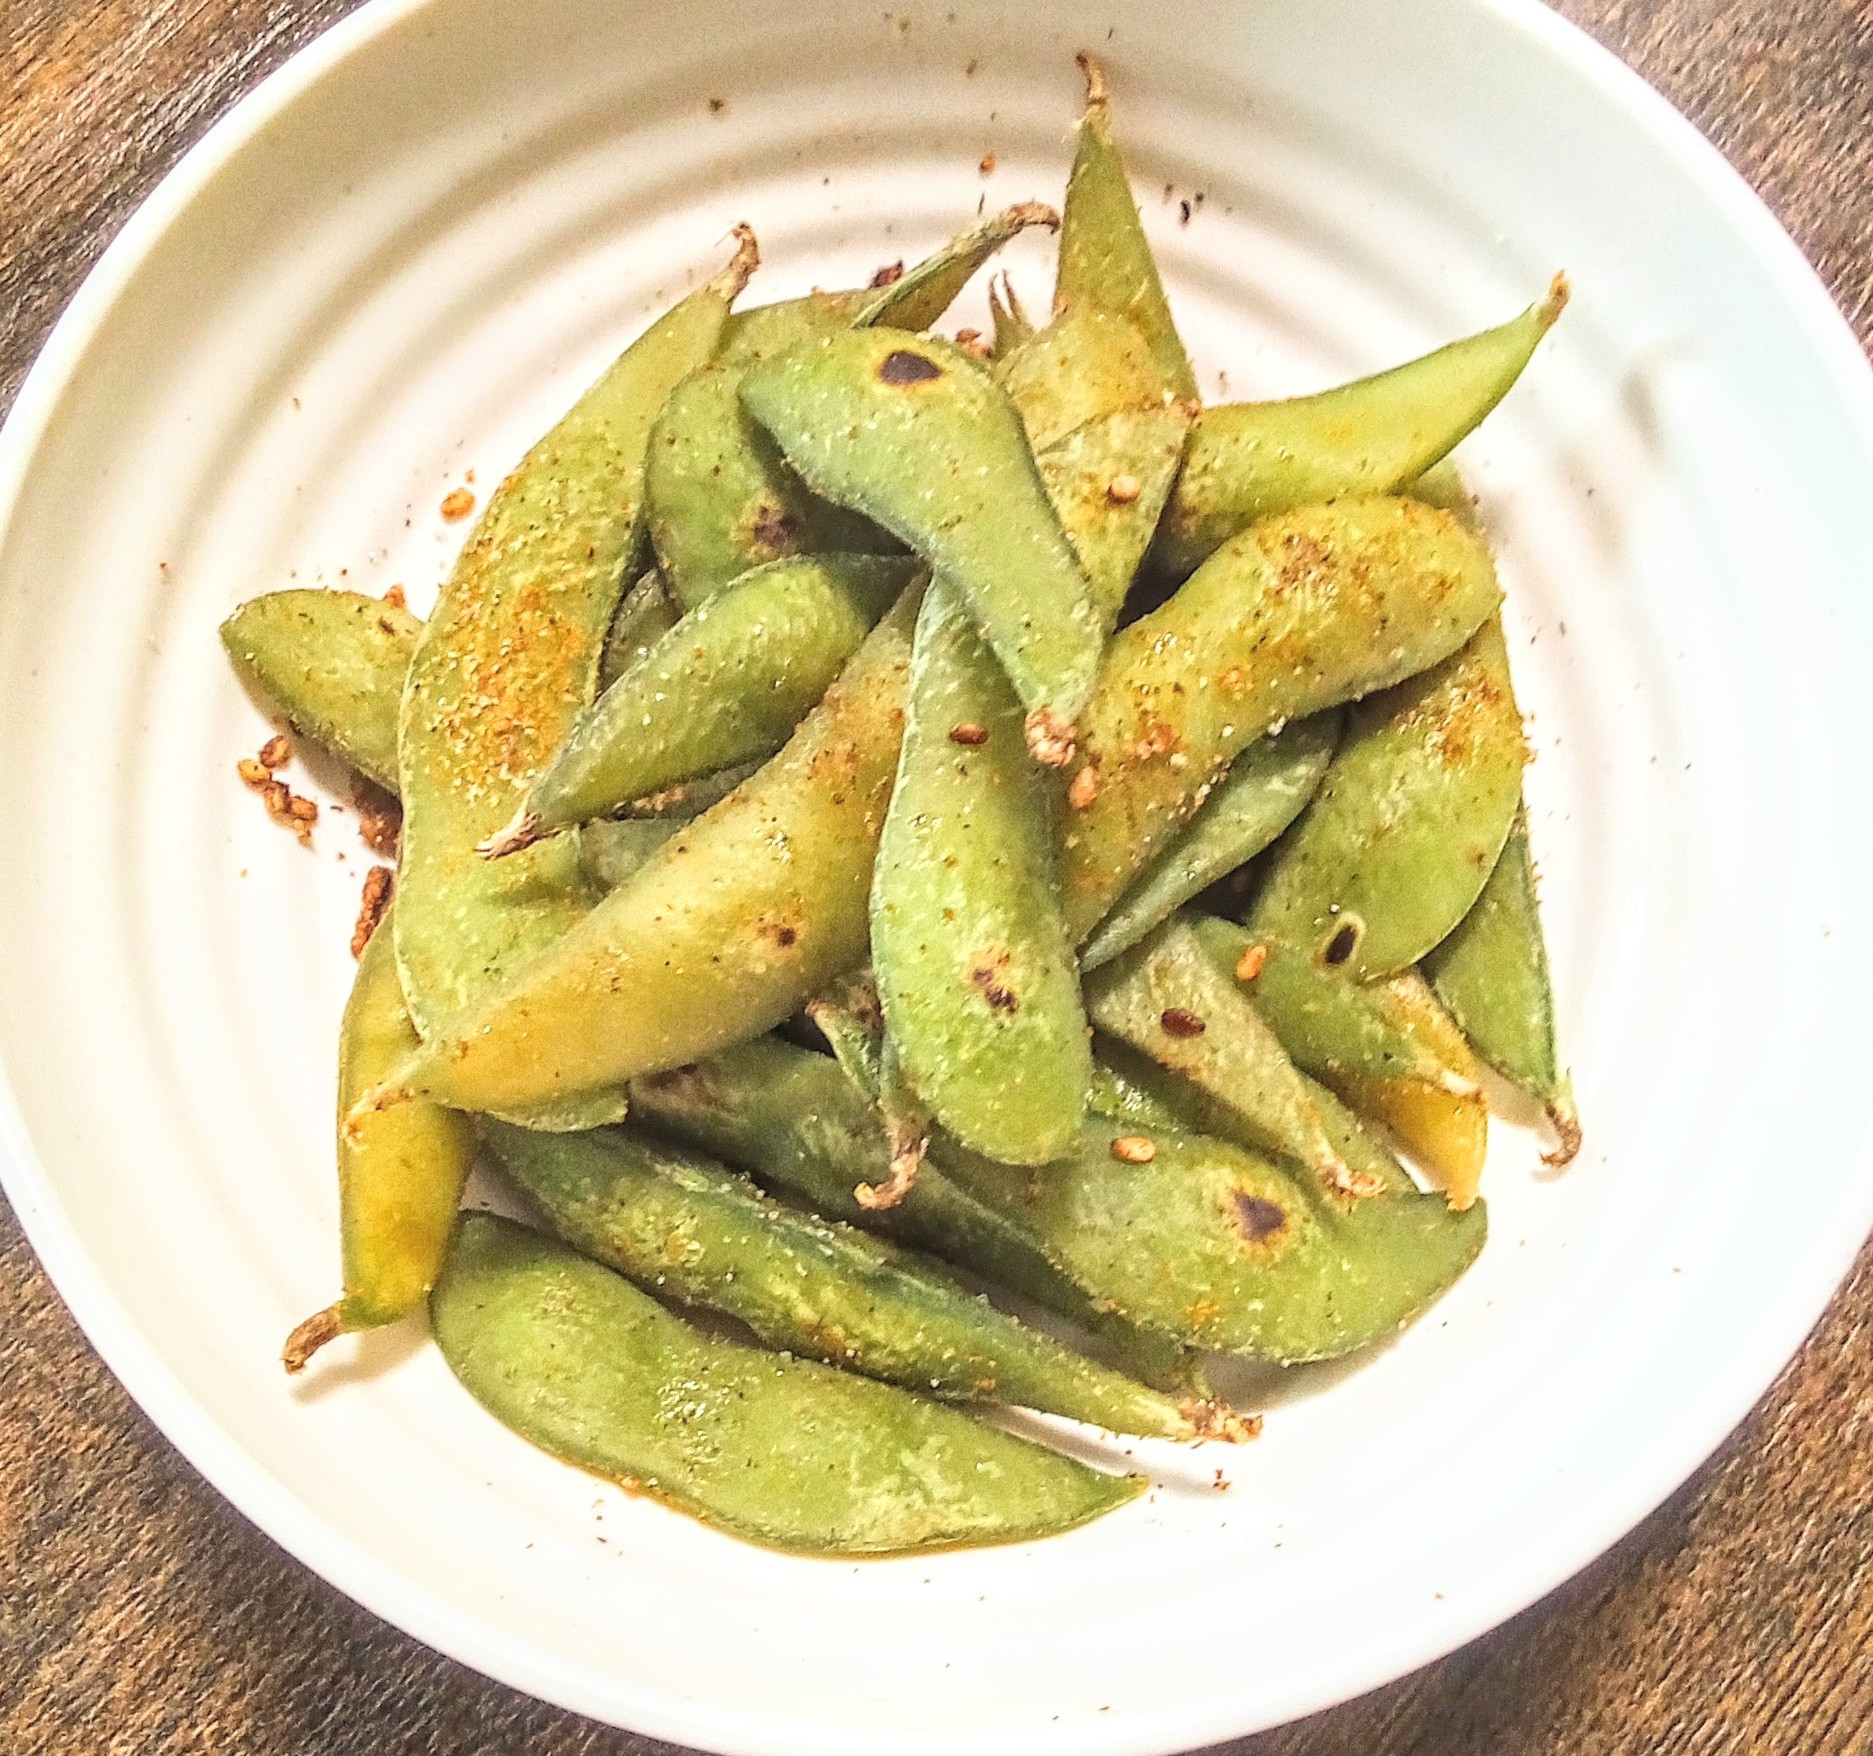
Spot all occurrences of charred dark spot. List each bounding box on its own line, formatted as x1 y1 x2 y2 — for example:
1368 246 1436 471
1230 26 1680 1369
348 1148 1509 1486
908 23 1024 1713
1233 1192 1288 1242
1160 1007 1206 1039
750 502 797 555
758 915 802 949
1321 920 1360 968
868 260 906 289
878 349 943 386
970 957 1019 1014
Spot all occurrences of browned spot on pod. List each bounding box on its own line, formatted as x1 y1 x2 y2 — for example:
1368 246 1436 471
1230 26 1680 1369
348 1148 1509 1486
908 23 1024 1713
970 953 1019 1014
1321 919 1360 968
878 349 943 386
750 502 797 555
1232 1191 1288 1243
1160 1007 1206 1038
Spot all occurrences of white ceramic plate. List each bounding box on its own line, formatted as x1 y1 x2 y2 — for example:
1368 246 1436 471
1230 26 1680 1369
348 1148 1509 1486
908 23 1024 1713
4 1 1872 1750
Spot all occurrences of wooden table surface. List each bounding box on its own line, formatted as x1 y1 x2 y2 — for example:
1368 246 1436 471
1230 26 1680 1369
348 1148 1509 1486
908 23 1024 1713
4 2 1872 1751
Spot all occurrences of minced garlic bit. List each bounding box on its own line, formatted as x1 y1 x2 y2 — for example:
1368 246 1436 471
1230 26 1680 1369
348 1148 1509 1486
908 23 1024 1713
351 865 394 958
354 785 402 857
382 583 408 610
258 733 292 770
440 487 476 522
948 721 990 746
1024 707 1077 769
1105 473 1141 504
238 745 318 848
1234 942 1267 982
1159 1006 1206 1038
1110 1135 1156 1164
1066 764 1099 809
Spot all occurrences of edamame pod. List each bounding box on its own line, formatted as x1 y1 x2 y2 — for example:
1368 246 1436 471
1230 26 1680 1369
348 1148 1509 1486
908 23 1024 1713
1243 618 1526 982
987 272 1035 357
366 587 921 1118
1080 712 1339 970
576 767 754 893
1055 55 1197 401
220 590 419 790
741 329 1102 759
629 1037 1217 1403
483 1122 1200 1439
394 231 758 1133
650 206 1059 607
1155 280 1567 575
1036 404 1191 633
484 555 917 856
1423 811 1580 1163
432 1214 1141 1555
1084 915 1362 1196
282 910 473 1370
598 567 680 691
1061 497 1503 940
996 306 1168 452
872 580 1089 1166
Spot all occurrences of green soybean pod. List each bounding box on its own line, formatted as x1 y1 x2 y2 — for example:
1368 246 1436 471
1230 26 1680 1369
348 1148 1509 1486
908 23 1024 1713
650 206 1059 608
576 766 757 893
394 231 758 1133
629 1038 1221 1406
872 579 1090 1166
485 555 917 857
1155 279 1567 576
1424 810 1580 1163
1080 712 1339 971
1060 496 1502 942
220 590 419 791
1084 915 1360 1196
483 1121 1201 1439
432 1214 1141 1556
1055 55 1197 401
282 911 473 1371
987 272 1036 357
363 587 920 1120
1036 404 1191 634
995 305 1169 452
598 567 680 692
1243 617 1527 982
741 328 1101 760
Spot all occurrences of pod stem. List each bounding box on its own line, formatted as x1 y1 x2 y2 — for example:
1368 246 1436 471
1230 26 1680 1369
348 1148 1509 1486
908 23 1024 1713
709 222 762 303
855 1130 926 1211
1539 271 1571 329
477 807 548 860
1075 50 1110 110
282 1302 345 1374
1183 1399 1263 1445
1542 1088 1582 1167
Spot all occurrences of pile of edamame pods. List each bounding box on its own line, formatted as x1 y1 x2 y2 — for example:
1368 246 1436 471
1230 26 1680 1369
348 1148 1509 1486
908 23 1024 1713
221 57 1577 1557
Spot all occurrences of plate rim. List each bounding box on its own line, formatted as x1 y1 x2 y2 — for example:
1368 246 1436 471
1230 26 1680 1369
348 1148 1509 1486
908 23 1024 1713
2 0 1872 1751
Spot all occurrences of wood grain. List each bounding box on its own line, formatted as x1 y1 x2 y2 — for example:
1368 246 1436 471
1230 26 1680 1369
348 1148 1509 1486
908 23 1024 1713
2 2 1870 1751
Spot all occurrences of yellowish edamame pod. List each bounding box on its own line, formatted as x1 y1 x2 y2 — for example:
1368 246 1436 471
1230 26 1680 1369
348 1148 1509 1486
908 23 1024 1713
872 579 1090 1166
1080 712 1339 970
483 1121 1202 1439
363 586 921 1119
1055 55 1197 401
741 328 1102 760
995 305 1169 452
1244 617 1527 983
1423 810 1580 1163
393 233 757 1132
282 909 473 1370
1085 915 1362 1196
432 1213 1142 1555
484 554 916 856
1155 280 1567 576
219 589 419 791
1061 496 1503 941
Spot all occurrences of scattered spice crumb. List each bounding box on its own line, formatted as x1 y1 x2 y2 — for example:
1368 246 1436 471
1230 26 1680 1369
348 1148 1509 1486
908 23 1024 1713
953 328 991 359
440 487 476 522
1213 1469 1229 1490
1111 1135 1156 1164
1067 764 1099 809
351 866 394 957
238 745 318 847
1179 198 1193 225
257 733 292 770
948 721 989 746
979 151 997 175
1160 1006 1206 1038
383 583 407 609
1106 472 1141 504
868 260 906 289
708 96 726 114
354 784 402 857
964 55 979 75
1234 942 1268 982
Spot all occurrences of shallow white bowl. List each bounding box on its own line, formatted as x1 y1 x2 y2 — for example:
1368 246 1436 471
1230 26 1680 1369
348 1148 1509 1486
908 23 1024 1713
4 0 1872 1750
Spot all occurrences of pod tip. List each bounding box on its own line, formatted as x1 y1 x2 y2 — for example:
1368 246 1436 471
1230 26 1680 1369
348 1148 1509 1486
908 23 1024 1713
712 222 761 302
1539 271 1571 328
1321 1152 1385 1201
1541 1094 1582 1167
855 1132 926 1210
1003 199 1062 235
477 808 547 860
1024 707 1079 769
282 1302 346 1374
1075 51 1110 110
